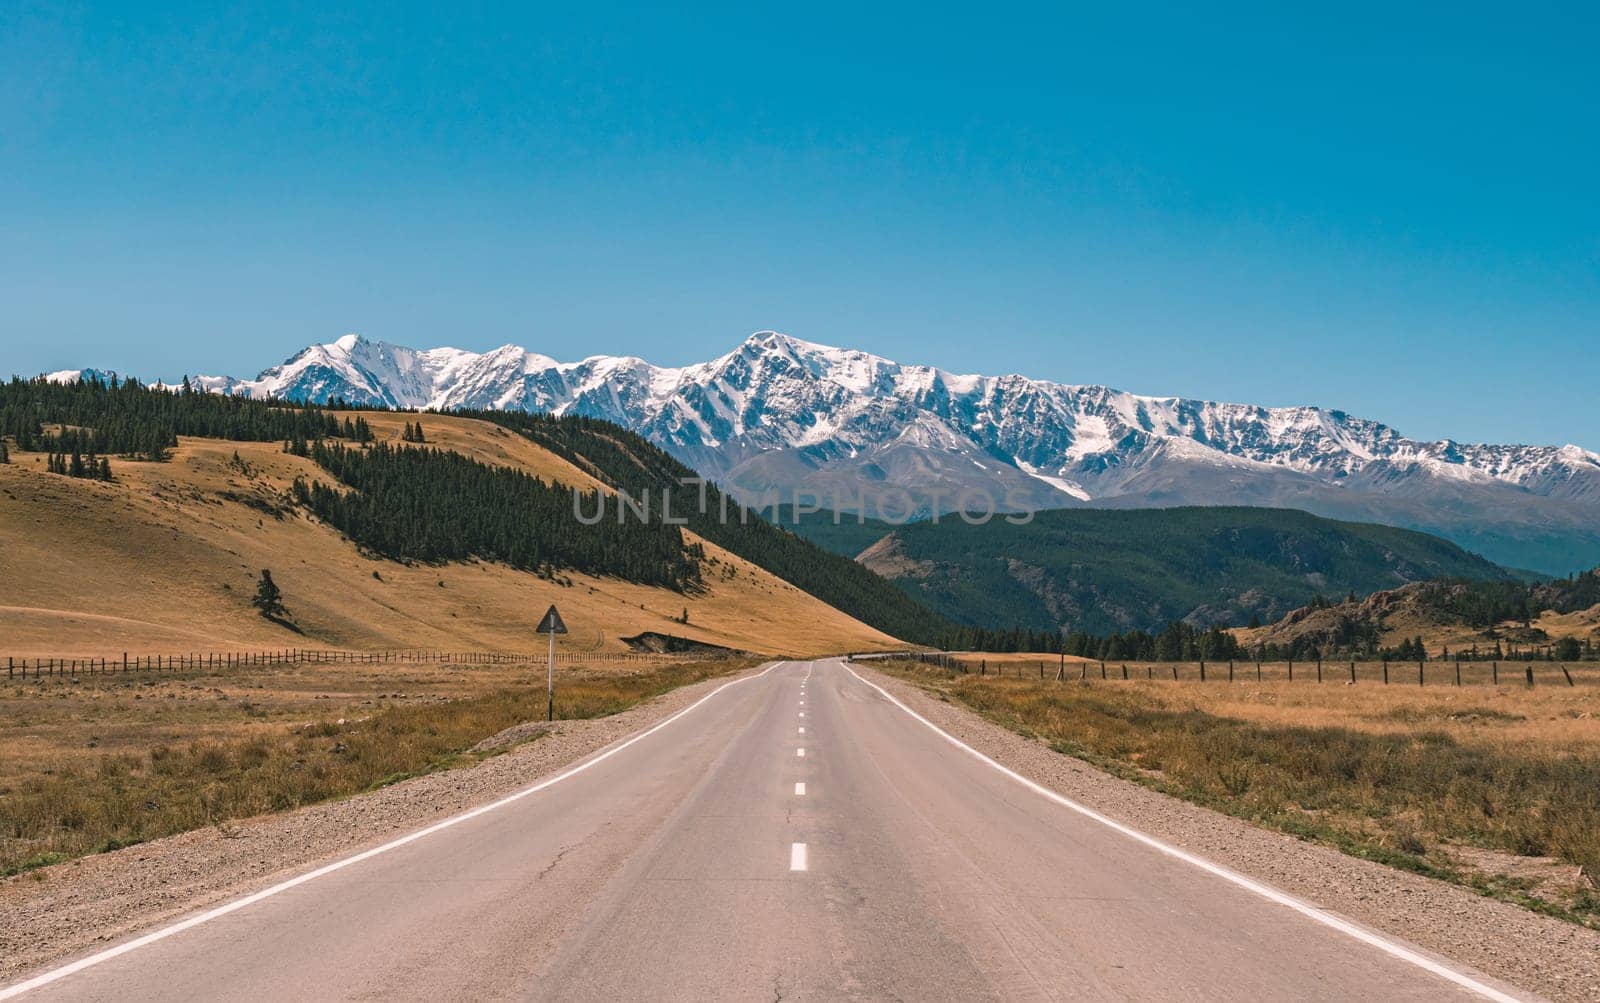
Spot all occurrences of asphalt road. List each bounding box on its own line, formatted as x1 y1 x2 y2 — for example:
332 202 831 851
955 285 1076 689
5 659 1531 1001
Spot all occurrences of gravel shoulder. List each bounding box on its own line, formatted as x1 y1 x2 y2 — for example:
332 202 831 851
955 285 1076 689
860 664 1600 1003
0 661 773 986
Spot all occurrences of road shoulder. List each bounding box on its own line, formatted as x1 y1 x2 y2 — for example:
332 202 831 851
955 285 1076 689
0 662 776 986
857 663 1600 1003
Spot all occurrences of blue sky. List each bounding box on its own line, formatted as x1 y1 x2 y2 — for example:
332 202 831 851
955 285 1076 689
3 2 1596 448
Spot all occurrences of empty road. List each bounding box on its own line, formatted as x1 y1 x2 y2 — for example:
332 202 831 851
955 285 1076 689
4 659 1529 1001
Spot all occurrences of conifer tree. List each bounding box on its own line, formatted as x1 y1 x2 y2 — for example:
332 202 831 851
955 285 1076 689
252 569 288 620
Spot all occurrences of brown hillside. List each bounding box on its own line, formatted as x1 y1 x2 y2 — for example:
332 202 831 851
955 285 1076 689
1233 581 1600 657
0 420 901 658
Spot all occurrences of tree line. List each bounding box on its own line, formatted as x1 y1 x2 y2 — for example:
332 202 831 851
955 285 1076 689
1409 573 1600 627
292 440 705 591
938 620 1247 661
0 374 348 460
43 427 115 481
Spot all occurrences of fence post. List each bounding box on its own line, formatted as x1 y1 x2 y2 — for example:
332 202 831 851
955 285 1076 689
1122 663 1129 680
1255 659 1261 682
1101 661 1108 680
1288 660 1293 683
1349 660 1356 683
1382 658 1389 684
1171 664 1178 681
1492 661 1498 685
1419 659 1425 686
1316 657 1322 684
1455 660 1461 686
1525 665 1534 686
1228 659 1234 682
1561 664 1575 687
1200 660 1206 682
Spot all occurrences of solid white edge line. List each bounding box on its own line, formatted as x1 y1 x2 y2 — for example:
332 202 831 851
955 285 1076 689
790 842 808 871
838 661 1524 1003
797 747 805 757
0 660 791 1001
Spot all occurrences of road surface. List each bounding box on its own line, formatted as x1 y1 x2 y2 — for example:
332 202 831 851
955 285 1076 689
4 659 1529 1001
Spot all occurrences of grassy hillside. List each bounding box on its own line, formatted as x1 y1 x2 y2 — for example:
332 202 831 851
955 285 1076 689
0 389 904 657
862 506 1513 636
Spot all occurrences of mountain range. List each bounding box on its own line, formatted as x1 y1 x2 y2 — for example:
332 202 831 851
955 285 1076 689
47 331 1600 574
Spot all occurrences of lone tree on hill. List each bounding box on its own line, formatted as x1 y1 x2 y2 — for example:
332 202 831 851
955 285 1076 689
252 569 289 620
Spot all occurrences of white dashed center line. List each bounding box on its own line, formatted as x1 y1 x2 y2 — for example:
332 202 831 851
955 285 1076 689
794 782 806 796
798 726 805 734
797 748 805 757
790 843 808 871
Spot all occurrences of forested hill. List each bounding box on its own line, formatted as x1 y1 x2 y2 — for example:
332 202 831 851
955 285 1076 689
463 409 957 645
1242 568 1600 661
765 504 896 559
1 374 345 459
859 506 1514 636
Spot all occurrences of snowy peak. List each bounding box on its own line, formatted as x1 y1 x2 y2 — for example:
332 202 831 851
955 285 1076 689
43 330 1600 569
161 331 1597 510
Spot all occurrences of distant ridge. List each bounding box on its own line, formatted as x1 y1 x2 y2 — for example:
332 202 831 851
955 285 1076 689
43 330 1600 573
844 506 1517 636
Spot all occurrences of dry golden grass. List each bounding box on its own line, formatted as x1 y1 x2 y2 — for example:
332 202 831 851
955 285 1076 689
0 653 759 874
886 658 1600 927
339 410 610 491
0 420 902 659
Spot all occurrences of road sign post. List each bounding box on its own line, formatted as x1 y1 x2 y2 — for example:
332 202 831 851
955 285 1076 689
536 604 568 721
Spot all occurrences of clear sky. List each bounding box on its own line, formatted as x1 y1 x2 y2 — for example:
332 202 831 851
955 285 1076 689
3 2 1596 448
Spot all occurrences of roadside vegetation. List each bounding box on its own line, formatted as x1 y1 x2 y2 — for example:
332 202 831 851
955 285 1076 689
0 656 755 876
882 658 1600 928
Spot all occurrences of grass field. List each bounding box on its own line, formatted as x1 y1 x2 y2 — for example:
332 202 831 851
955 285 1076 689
0 654 759 876
882 657 1600 928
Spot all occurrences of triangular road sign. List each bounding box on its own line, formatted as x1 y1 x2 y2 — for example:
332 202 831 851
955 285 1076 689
536 604 568 634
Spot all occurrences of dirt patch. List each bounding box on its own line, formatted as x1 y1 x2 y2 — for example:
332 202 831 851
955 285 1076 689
620 632 745 655
470 721 552 753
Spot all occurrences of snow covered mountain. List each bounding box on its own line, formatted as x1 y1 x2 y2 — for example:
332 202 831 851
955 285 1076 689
53 331 1600 573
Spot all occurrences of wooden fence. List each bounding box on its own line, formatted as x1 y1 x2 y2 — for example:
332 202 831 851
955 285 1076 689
3 647 692 680
888 652 1596 688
